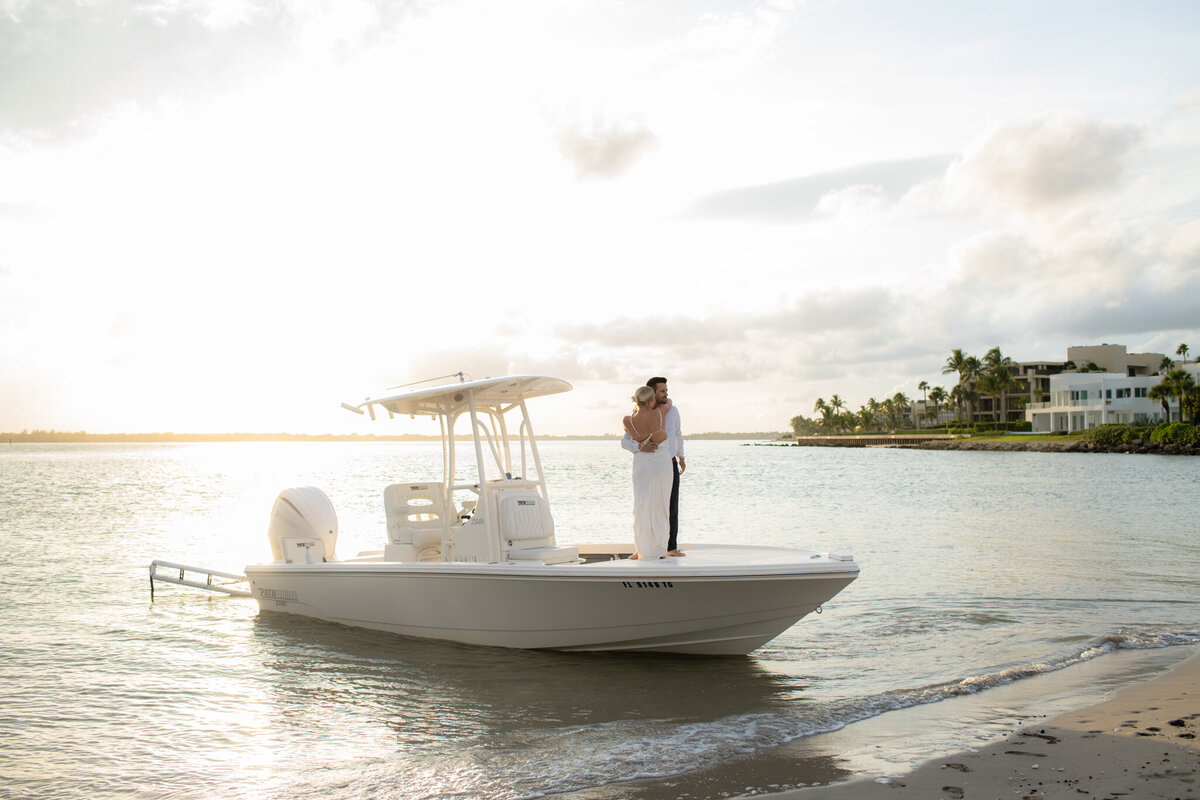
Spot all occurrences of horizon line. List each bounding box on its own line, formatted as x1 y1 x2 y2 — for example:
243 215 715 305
2 430 785 443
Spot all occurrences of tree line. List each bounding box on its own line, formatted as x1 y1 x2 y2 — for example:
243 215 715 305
790 344 1198 436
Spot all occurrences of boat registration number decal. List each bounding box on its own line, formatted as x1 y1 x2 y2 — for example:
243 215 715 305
621 581 674 589
259 588 298 600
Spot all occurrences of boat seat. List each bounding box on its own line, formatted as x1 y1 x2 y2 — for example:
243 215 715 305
498 493 567 562
383 483 447 561
506 545 580 564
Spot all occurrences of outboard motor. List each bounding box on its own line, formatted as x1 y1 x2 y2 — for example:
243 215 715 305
267 486 339 564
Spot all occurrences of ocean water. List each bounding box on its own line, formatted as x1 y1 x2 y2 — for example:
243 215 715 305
2 440 1198 800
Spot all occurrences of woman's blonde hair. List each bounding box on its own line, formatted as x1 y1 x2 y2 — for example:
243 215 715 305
631 385 655 410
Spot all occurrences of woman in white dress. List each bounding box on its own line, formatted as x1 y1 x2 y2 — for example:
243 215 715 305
623 386 674 560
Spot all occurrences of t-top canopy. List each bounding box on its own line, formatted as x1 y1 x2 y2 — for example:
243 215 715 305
345 375 572 419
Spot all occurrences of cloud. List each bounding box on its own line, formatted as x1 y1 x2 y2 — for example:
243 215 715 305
931 194 1200 346
548 287 911 386
685 155 953 221
0 1 258 136
946 113 1142 213
557 288 897 348
543 134 1199 390
1165 215 1200 264
0 201 36 218
686 115 1142 228
0 0 418 139
1059 275 1200 338
554 117 659 179
950 230 1048 285
814 184 888 219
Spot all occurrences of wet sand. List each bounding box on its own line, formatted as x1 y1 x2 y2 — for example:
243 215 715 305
773 650 1200 800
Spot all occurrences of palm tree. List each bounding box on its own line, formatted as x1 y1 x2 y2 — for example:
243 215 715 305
928 386 948 426
942 349 972 422
948 385 965 423
917 381 929 428
1159 356 1174 374
1161 370 1197 423
1177 343 1190 364
982 350 1026 426
857 406 873 431
813 397 826 416
1149 382 1173 423
980 348 1015 423
943 349 968 383
1184 384 1200 426
960 356 982 423
877 397 891 430
829 394 846 416
977 371 1001 424
892 392 911 429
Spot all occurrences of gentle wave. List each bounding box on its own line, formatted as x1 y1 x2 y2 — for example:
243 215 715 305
847 630 1199 724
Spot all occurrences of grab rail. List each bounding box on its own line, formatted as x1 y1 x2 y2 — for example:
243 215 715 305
149 559 252 599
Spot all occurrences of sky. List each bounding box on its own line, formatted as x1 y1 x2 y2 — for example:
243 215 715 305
1 0 1198 436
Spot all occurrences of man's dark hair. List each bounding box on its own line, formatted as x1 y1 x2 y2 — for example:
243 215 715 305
646 377 667 389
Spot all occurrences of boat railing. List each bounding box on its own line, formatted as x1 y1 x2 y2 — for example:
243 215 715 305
149 559 252 599
472 414 506 476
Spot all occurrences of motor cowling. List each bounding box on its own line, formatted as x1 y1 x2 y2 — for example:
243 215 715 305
267 486 339 563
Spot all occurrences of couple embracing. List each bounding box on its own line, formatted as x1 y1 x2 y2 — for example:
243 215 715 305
621 377 686 560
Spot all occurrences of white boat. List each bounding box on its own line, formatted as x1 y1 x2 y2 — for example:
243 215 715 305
240 375 859 655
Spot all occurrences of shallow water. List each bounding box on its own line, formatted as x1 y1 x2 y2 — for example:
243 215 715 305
2 441 1198 799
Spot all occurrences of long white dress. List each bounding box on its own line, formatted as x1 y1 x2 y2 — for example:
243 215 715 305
631 410 673 559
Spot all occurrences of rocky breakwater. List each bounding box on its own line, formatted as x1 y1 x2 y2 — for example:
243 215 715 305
897 438 1200 455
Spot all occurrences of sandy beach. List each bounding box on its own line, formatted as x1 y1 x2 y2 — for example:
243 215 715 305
773 650 1200 800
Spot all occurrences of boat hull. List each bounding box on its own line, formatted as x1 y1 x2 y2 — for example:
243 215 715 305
244 544 858 655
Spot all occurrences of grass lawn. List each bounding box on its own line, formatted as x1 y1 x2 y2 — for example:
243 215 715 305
960 431 1086 443
789 431 1089 443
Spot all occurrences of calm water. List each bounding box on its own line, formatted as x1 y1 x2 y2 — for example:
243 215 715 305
2 441 1198 799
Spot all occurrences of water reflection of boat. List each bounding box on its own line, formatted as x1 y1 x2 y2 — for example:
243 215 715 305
250 610 805 727
178 375 860 654
247 611 853 798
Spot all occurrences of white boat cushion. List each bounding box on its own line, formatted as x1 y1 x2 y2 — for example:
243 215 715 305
499 494 554 544
506 545 579 564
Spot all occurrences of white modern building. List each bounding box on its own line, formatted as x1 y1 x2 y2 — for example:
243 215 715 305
1025 373 1179 432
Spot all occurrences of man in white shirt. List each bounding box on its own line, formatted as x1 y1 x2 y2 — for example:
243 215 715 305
621 376 686 556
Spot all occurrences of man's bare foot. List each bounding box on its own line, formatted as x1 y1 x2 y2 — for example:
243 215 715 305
667 550 686 557
629 553 640 560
